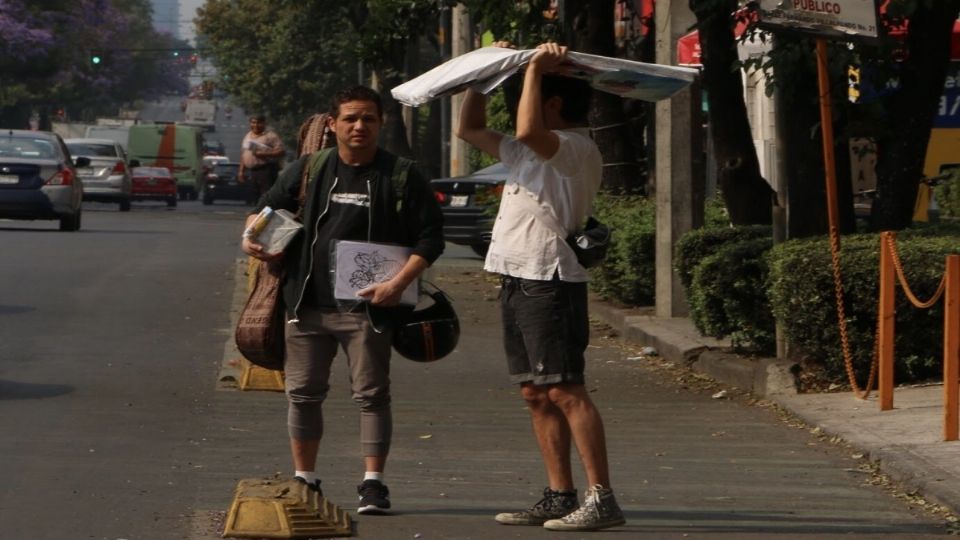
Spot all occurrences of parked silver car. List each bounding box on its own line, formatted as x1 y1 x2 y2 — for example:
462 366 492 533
0 129 86 231
65 138 132 211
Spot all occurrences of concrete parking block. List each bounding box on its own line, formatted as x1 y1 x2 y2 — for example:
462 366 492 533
223 478 353 538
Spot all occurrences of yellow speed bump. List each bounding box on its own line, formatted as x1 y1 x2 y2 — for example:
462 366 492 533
223 478 353 538
238 359 285 392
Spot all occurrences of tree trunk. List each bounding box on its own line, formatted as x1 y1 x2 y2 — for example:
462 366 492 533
567 0 644 194
774 37 858 238
691 0 772 225
378 70 413 158
872 2 960 230
375 40 413 159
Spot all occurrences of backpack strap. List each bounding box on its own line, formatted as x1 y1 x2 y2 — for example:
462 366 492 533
296 147 336 215
391 156 413 213
297 148 413 215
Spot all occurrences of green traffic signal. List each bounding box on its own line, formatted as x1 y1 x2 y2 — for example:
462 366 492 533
91 55 102 65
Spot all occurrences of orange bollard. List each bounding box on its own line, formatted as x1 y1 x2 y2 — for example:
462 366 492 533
878 232 896 411
944 255 959 441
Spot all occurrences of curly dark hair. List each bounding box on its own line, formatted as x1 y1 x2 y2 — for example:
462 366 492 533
328 86 383 119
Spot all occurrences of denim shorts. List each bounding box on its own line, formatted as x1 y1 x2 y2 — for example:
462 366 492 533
499 275 589 386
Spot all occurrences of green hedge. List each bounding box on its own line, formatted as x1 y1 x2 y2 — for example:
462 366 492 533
675 224 772 289
589 194 656 306
933 168 960 219
768 233 960 382
689 237 775 353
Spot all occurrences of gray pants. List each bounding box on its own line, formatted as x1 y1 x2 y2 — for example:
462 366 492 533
284 308 393 456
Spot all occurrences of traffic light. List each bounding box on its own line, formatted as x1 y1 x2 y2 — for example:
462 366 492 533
848 64 861 103
91 54 102 65
190 54 198 66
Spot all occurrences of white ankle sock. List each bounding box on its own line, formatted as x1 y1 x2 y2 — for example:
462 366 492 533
295 470 317 483
363 471 383 482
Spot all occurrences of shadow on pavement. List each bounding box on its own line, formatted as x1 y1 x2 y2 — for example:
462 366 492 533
0 379 74 400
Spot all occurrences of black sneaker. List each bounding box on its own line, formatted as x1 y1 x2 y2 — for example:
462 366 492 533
357 479 391 515
294 476 323 495
494 487 578 525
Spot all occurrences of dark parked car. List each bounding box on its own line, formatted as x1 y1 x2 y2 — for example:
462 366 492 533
430 162 507 257
203 139 226 156
202 162 256 205
0 129 86 231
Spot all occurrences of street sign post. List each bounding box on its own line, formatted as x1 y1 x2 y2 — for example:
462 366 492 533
758 1 882 399
758 0 880 39
756 1 881 243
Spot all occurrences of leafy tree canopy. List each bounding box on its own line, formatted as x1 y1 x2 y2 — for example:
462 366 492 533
1 0 190 123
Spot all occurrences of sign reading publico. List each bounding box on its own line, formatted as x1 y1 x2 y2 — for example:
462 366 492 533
758 0 879 39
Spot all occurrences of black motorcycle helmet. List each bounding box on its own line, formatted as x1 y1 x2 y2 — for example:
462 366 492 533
392 288 460 362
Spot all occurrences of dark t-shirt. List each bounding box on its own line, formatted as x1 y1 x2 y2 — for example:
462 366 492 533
308 156 376 308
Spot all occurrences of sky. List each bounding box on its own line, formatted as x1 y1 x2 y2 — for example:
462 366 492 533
150 0 202 44
178 0 203 44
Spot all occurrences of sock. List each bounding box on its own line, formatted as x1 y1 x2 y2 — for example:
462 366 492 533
295 470 317 484
363 471 383 482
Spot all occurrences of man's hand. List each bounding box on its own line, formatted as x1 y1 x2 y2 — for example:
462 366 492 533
356 280 404 306
528 42 567 73
241 213 282 261
356 254 428 306
241 235 283 261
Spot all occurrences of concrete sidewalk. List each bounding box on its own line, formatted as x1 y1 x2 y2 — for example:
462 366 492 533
202 258 955 538
589 300 960 517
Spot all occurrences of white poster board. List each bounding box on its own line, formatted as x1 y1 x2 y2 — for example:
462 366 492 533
391 47 698 107
333 241 419 306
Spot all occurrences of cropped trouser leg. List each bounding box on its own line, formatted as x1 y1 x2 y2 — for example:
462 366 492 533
284 309 393 457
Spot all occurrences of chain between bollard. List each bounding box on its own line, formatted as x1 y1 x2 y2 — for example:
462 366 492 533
828 226 878 399
883 233 947 309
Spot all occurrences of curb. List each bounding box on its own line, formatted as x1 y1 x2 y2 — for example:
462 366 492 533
215 257 249 390
588 297 798 397
588 296 960 517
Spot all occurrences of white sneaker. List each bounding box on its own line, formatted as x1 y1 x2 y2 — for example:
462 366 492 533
542 485 625 531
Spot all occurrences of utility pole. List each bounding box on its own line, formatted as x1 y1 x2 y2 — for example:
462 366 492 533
449 4 472 177
440 8 451 177
654 0 701 317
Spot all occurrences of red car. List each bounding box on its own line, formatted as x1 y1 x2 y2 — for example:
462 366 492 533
131 166 177 207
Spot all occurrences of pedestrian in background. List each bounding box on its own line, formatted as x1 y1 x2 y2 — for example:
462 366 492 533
240 86 444 515
455 41 625 532
238 114 285 198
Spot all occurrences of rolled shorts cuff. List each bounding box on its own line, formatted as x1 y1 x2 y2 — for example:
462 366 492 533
509 372 586 386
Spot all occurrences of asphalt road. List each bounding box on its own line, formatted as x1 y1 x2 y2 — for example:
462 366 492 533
0 199 953 539
0 199 250 538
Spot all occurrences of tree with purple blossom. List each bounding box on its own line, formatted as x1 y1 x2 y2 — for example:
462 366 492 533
0 0 190 128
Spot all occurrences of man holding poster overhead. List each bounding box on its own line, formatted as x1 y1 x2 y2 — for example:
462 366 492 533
241 86 444 515
456 42 625 532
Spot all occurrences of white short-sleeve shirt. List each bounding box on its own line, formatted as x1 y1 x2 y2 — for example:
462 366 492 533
483 127 602 282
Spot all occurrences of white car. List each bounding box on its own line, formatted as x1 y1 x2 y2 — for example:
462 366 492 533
202 155 230 169
65 138 133 211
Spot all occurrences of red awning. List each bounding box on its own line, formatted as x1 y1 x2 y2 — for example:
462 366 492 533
677 11 757 67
